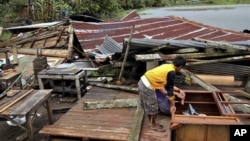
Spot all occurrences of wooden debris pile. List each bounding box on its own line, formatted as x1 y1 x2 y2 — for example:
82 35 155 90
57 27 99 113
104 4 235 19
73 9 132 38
0 21 74 60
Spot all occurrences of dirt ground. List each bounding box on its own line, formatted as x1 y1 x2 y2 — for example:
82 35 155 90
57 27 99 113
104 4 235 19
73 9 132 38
0 95 77 141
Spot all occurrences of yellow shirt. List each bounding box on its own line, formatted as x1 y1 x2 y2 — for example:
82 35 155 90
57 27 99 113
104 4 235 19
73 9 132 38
144 64 175 89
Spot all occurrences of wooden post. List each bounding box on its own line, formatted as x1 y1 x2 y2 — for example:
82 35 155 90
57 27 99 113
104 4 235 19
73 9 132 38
67 25 74 60
12 44 19 65
118 25 135 81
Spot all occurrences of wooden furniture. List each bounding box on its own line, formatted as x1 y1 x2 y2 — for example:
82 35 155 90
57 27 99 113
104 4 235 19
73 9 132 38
171 90 245 141
0 71 22 90
0 89 53 141
37 68 98 99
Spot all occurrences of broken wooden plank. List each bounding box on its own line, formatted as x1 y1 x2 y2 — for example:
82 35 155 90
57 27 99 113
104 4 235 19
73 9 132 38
187 55 250 65
13 31 60 46
173 48 199 54
127 106 144 141
193 37 250 51
160 52 248 60
83 98 139 110
89 82 138 93
67 25 74 60
6 90 21 97
135 54 162 61
1 22 65 47
9 48 68 58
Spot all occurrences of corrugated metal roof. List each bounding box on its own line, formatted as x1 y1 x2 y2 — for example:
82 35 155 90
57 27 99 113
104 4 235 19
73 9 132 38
97 35 122 54
71 12 250 52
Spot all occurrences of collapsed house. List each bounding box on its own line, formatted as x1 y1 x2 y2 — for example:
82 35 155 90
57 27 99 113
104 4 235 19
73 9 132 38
0 10 250 141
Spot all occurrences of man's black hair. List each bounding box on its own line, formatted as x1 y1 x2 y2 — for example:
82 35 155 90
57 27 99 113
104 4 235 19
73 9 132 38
173 56 186 67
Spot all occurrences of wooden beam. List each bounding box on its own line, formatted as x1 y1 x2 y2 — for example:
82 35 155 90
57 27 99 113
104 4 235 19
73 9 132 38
160 52 248 60
83 98 139 110
67 25 74 60
89 82 138 93
187 55 250 65
193 37 250 51
127 106 144 141
9 48 68 58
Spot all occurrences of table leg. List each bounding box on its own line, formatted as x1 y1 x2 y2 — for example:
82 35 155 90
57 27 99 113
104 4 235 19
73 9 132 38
75 79 81 99
38 78 44 89
25 114 33 141
18 76 23 90
46 98 53 124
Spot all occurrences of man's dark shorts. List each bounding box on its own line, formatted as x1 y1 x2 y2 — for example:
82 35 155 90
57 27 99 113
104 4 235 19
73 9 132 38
138 80 158 115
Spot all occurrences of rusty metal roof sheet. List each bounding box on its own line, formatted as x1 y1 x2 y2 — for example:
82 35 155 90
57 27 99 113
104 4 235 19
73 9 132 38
72 15 250 52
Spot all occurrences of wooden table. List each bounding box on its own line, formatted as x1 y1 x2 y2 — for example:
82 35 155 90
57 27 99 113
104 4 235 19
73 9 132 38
0 71 22 89
0 89 53 141
37 68 97 99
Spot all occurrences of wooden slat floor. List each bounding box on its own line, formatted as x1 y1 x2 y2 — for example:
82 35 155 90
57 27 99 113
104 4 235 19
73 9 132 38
39 86 171 141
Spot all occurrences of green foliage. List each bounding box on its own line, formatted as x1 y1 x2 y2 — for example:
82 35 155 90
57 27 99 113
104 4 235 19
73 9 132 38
33 0 72 21
1 0 250 25
98 0 120 18
9 0 26 12
0 30 12 41
145 0 155 7
90 67 120 77
0 0 10 4
99 67 120 75
0 3 17 27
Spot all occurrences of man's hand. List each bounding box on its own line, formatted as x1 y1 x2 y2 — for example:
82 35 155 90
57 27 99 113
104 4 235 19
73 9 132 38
170 105 176 118
174 90 185 105
159 87 168 95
